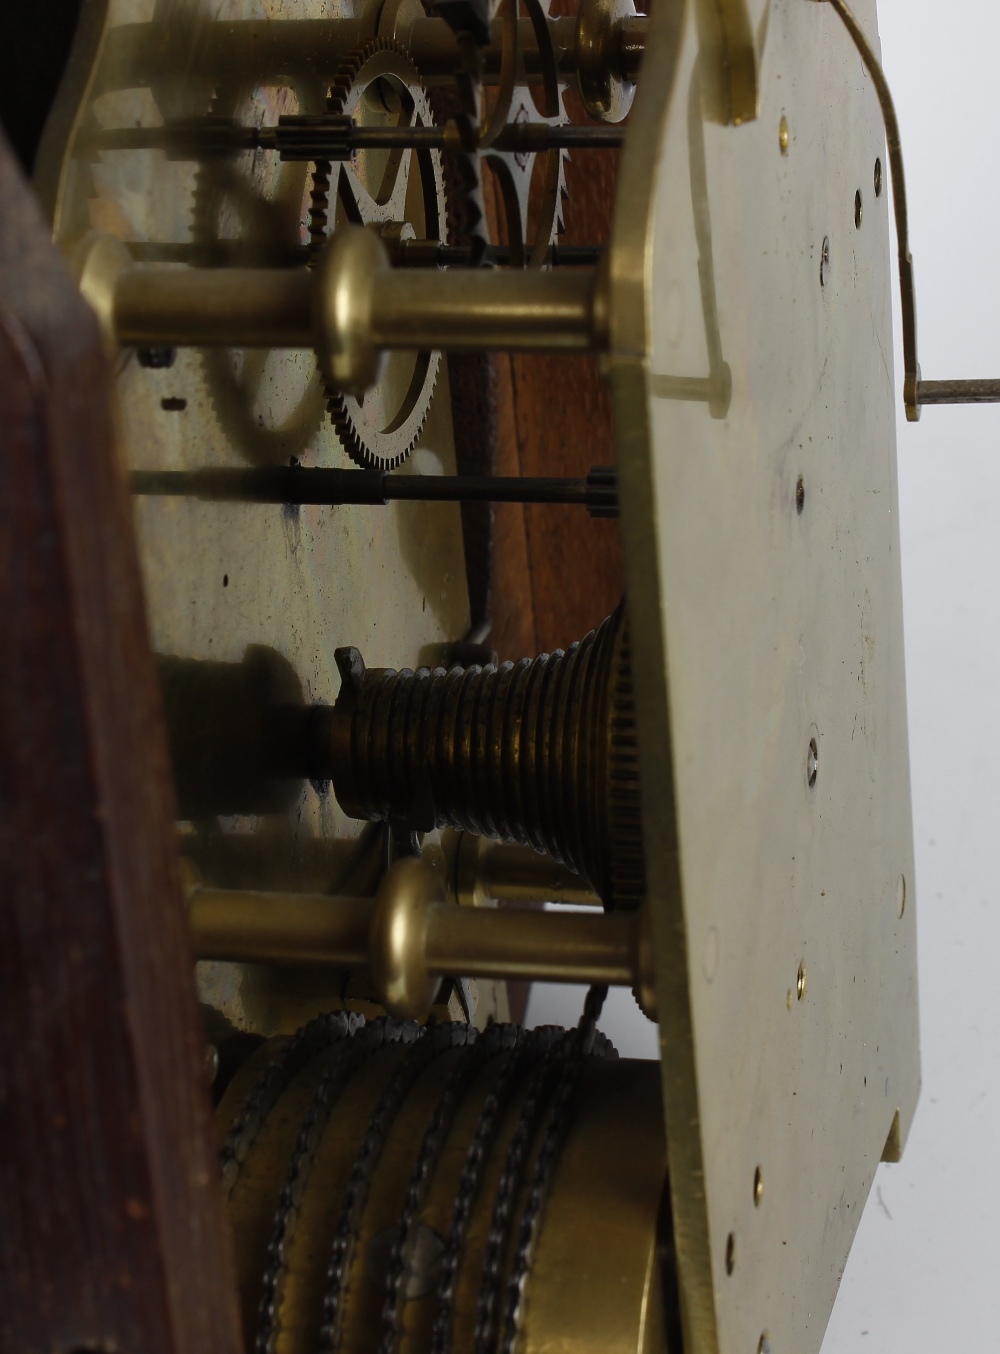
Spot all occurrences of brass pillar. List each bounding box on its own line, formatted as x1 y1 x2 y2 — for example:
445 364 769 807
186 856 654 1020
75 228 604 392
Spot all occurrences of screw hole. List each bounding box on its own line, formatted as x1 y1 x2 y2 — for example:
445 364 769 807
819 236 830 288
796 961 807 1002
855 189 863 229
896 873 906 918
795 475 805 514
753 1166 764 1207
137 345 176 369
874 156 883 197
725 1231 736 1275
223 574 229 588
807 736 818 788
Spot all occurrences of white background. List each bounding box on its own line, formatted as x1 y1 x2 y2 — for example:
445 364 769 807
527 1 1000 1346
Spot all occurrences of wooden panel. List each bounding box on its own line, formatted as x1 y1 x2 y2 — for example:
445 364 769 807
490 91 626 661
0 130 242 1354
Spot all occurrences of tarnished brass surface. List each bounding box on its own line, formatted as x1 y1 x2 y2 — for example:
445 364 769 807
218 1034 670 1354
609 1 919 1351
74 226 603 384
39 0 922 1345
693 0 760 128
186 856 651 1020
523 1059 671 1354
42 10 646 136
319 603 643 909
444 832 600 910
39 0 478 1038
189 886 371 968
574 0 638 124
115 260 314 349
222 1038 337 1343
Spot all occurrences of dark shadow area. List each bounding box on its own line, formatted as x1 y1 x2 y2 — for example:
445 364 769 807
158 645 308 819
0 0 83 171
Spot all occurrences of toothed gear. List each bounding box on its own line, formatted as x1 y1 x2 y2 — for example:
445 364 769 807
191 82 328 461
481 0 570 268
311 39 447 471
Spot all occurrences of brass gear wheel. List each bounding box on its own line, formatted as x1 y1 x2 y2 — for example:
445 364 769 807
479 0 570 269
191 82 329 465
312 39 447 471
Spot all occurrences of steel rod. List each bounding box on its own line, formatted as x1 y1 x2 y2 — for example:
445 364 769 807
384 474 589 504
281 121 625 153
129 466 617 513
85 119 625 157
917 379 1000 405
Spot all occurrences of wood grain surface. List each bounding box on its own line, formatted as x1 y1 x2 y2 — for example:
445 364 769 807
488 91 626 662
0 129 243 1354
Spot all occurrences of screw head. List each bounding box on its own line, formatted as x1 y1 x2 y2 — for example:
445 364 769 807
807 736 818 788
896 873 906 918
779 115 789 155
796 961 807 1002
874 156 883 197
855 189 863 229
795 475 805 514
754 1166 764 1206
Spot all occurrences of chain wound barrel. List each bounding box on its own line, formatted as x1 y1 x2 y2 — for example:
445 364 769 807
218 1018 668 1354
316 603 644 909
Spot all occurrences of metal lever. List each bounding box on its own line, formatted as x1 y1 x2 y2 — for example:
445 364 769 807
823 0 1000 420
